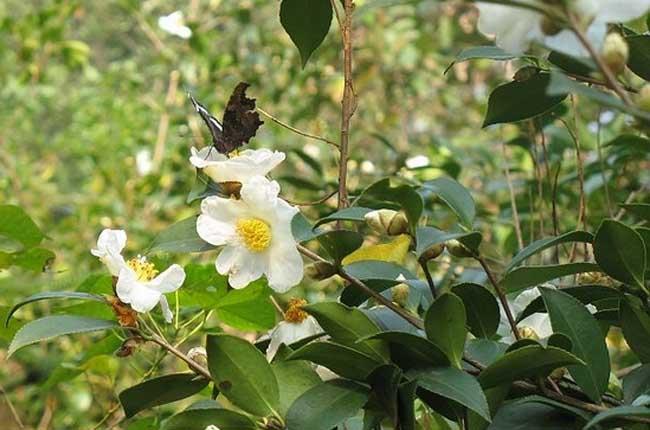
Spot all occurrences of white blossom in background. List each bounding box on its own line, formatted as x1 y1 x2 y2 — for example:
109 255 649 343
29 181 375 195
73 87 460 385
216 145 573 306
91 229 185 322
189 147 285 184
135 149 153 176
405 155 430 169
205 426 221 430
266 298 322 361
158 11 192 39
476 0 650 56
196 176 303 292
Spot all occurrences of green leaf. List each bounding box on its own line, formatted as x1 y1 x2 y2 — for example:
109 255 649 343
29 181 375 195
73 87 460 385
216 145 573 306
506 231 593 272
445 46 517 73
594 219 646 289
367 365 402 426
206 334 280 417
606 134 650 153
626 35 650 81
162 406 256 430
271 358 322 417
304 302 389 362
409 367 491 421
620 298 650 363
488 399 581 429
501 262 601 293
547 50 596 76
540 287 610 402
279 0 332 67
6 291 105 326
314 207 374 228
421 178 476 228
483 72 567 127
360 331 450 369
343 260 416 282
291 212 320 243
8 315 118 357
478 344 584 388
398 380 419 430
424 293 467 368
286 379 369 430
584 405 650 429
415 227 482 259
0 204 46 248
621 204 650 223
624 364 650 405
452 283 499 339
317 230 363 264
214 281 275 331
0 247 56 272
178 263 228 308
288 341 381 380
119 373 209 417
148 216 215 253
356 178 423 230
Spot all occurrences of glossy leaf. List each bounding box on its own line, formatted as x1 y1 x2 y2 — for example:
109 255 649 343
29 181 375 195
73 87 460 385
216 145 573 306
6 291 105 325
367 365 402 426
119 373 209 417
214 281 275 331
8 315 118 357
0 247 55 272
445 46 517 73
286 380 369 430
162 405 256 430
424 293 467 368
415 227 482 259
341 234 411 266
421 177 476 228
291 212 321 243
626 35 650 81
506 231 593 272
501 262 601 293
317 230 363 264
148 216 214 253
620 298 650 363
452 283 499 338
594 219 646 289
356 178 423 230
584 405 650 429
0 204 46 248
621 203 650 223
361 331 450 369
288 341 381 380
314 207 373 228
279 0 332 67
540 287 610 402
624 364 650 406
206 334 280 417
271 358 322 416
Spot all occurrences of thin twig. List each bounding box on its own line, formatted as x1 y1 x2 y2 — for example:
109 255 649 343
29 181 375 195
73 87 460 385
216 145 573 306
148 334 212 379
501 142 524 250
285 189 338 206
153 70 179 168
596 109 613 217
420 261 438 300
256 107 339 148
615 185 649 220
0 382 24 429
476 256 520 341
568 73 638 94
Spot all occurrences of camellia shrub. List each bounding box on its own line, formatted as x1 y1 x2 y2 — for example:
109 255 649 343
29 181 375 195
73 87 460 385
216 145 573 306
4 0 650 429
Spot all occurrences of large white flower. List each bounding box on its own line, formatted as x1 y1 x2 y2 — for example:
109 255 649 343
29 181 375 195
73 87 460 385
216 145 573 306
266 299 322 361
91 229 186 323
158 11 192 39
196 176 303 292
189 147 285 184
476 0 650 56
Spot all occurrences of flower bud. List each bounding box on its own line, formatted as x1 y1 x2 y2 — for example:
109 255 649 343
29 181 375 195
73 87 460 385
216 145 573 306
540 17 563 36
513 66 539 82
602 33 629 75
637 85 650 112
391 283 410 307
220 181 242 198
419 243 445 262
364 209 409 236
304 261 337 281
445 239 474 258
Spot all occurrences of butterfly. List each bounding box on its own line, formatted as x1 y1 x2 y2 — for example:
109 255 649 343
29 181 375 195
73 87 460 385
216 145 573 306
189 82 264 154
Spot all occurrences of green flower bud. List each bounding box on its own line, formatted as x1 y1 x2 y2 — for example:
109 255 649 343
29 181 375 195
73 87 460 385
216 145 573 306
540 17 563 36
445 239 474 258
304 261 337 281
419 243 445 262
364 209 409 236
601 32 629 75
391 283 410 307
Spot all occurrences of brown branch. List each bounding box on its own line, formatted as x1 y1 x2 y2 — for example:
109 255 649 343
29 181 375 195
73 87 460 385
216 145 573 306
476 256 521 341
420 260 438 300
148 334 212 380
285 189 338 206
568 73 638 94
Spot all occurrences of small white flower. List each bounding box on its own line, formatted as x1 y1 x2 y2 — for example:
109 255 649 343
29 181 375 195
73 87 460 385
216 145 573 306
476 0 650 56
405 155 429 169
205 426 221 430
135 149 153 176
189 147 286 184
266 299 322 361
196 176 303 292
91 229 185 323
158 11 192 39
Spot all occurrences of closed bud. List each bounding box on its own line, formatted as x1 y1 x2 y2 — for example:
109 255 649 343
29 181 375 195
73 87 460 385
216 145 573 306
391 283 410 307
364 209 409 236
540 17 563 36
602 32 629 75
445 239 474 258
637 85 650 112
305 261 337 280
419 243 445 262
513 66 539 82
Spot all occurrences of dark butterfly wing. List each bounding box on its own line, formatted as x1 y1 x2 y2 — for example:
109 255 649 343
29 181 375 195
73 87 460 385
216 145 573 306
220 82 264 154
188 94 227 153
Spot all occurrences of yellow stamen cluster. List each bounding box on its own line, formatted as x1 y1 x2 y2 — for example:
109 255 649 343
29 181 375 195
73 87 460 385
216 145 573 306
518 326 539 340
284 298 308 323
127 256 158 281
236 218 272 252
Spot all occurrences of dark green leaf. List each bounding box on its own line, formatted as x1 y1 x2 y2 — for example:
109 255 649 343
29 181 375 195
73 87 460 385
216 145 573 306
206 334 280 417
606 134 650 153
178 263 228 308
343 260 416 282
624 364 650 405
0 247 55 272
314 207 373 228
119 373 209 417
547 50 596 76
506 231 593 272
415 227 482 259
361 331 450 368
398 380 419 430
291 212 320 243
487 399 580 429
279 0 332 67
620 298 650 363
421 178 476 228
8 315 118 357
621 204 650 223
367 365 402 426
594 219 646 290
540 287 610 402
286 380 369 430
584 405 650 429
288 341 381 380
148 216 215 253
424 293 467 367
317 230 363 264
478 344 584 388
409 367 491 421
452 283 499 338
162 406 256 430
483 72 567 127
0 204 46 248
356 178 423 230
6 291 105 326
271 358 322 416
445 46 517 73
626 35 650 81
501 262 601 293
215 281 275 331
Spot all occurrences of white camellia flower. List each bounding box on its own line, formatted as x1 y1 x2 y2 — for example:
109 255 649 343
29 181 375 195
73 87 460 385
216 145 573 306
476 0 650 56
196 175 303 292
189 147 286 184
91 229 186 323
205 426 220 430
266 298 322 361
158 11 192 39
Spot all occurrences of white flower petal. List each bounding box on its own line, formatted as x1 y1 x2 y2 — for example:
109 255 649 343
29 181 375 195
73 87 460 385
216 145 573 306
158 11 192 39
240 176 282 211
266 316 322 360
196 197 242 245
189 146 228 168
91 229 128 276
146 264 186 293
265 240 303 293
159 295 174 323
544 22 607 58
116 268 161 313
215 245 243 276
476 2 543 54
190 148 285 183
590 0 650 23
228 252 266 289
